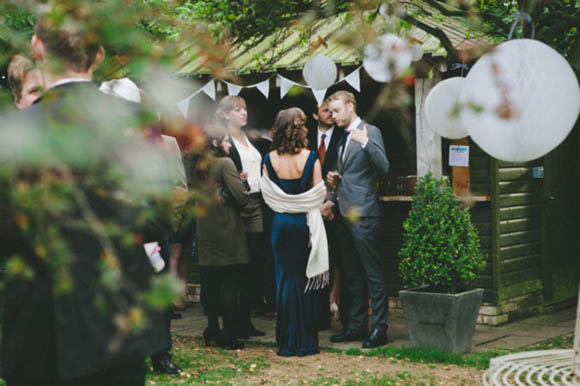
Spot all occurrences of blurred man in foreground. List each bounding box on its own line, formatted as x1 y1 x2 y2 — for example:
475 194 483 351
0 17 167 386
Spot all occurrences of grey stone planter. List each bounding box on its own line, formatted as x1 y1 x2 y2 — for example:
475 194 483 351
399 286 484 354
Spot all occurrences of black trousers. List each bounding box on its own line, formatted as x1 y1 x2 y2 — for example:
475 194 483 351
238 231 265 328
8 358 145 386
200 265 241 336
336 215 388 333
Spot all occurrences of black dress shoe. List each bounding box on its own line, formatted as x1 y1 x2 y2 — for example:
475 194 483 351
235 324 265 338
169 308 182 320
362 328 388 349
248 327 266 337
329 330 368 343
152 358 183 375
215 332 245 350
203 327 221 347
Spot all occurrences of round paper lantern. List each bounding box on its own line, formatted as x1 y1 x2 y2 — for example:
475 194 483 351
460 39 580 162
363 33 412 83
302 55 337 90
424 77 468 139
410 44 423 62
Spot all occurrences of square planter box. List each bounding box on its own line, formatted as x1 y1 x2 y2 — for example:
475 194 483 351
399 286 484 354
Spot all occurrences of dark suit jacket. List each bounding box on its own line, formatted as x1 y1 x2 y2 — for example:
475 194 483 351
307 125 345 179
0 82 166 383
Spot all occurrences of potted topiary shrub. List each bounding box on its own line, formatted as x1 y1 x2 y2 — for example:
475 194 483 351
398 173 486 354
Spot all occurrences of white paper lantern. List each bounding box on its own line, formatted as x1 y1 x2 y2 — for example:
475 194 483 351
460 39 580 162
363 33 412 83
410 44 423 62
424 77 468 139
302 55 337 90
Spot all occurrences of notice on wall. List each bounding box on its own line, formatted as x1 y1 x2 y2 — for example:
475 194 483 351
449 145 469 167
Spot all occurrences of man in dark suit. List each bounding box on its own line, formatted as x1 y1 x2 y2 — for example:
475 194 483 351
307 100 345 330
0 18 167 385
326 90 390 349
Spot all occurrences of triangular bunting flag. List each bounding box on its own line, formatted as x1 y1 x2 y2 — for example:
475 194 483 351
201 79 216 100
311 88 327 105
279 75 295 99
256 79 270 99
176 95 192 119
344 68 361 92
226 82 242 96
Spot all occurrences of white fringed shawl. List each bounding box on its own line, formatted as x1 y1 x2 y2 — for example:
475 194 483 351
260 174 329 291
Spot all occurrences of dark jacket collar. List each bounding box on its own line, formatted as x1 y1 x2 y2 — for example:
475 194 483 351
33 81 98 105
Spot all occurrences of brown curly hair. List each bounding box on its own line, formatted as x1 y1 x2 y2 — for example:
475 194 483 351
271 108 309 155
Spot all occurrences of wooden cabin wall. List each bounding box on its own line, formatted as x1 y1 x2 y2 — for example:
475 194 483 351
492 156 544 317
381 202 410 297
540 124 580 307
469 140 495 303
380 140 496 301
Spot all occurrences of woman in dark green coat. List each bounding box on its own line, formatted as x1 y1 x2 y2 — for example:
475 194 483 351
196 127 250 349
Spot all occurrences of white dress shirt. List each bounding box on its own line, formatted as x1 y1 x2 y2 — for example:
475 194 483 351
50 78 92 90
232 134 262 193
342 116 363 161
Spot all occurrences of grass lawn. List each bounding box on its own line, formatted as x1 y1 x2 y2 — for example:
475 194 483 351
0 334 572 385
145 333 574 385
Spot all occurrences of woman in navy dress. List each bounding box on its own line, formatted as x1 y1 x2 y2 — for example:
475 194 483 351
262 108 326 356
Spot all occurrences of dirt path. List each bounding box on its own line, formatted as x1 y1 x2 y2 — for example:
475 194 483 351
232 346 482 385
155 338 484 385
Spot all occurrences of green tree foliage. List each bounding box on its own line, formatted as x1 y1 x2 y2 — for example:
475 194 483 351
474 0 579 54
398 174 486 294
474 0 580 71
175 0 356 43
407 0 580 71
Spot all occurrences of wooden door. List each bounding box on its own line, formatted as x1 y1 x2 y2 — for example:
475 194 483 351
541 125 580 305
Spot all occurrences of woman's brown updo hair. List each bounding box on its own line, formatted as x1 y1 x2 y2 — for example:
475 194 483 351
271 108 308 155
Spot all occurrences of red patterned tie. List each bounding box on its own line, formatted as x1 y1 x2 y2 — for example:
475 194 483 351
318 133 327 165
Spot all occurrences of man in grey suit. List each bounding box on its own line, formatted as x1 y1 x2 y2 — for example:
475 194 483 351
326 90 390 349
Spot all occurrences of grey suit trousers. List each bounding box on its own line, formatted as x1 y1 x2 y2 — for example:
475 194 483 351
337 214 388 333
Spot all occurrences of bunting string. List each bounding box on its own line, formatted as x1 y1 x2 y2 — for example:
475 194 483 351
174 67 362 118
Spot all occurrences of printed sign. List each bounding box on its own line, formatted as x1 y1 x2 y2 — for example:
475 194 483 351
449 145 469 167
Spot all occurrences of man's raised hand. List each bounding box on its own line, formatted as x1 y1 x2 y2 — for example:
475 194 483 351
350 124 368 146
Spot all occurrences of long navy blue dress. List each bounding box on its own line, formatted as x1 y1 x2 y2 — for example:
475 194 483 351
264 151 319 357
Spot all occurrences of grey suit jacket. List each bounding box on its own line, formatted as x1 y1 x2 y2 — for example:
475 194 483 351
337 120 389 217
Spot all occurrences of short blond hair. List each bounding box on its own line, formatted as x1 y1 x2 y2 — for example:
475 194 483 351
7 55 35 101
327 90 357 111
215 95 246 125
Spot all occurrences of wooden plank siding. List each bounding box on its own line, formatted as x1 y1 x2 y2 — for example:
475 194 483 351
495 160 544 304
468 140 494 302
379 140 495 301
381 202 411 297
470 139 491 196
